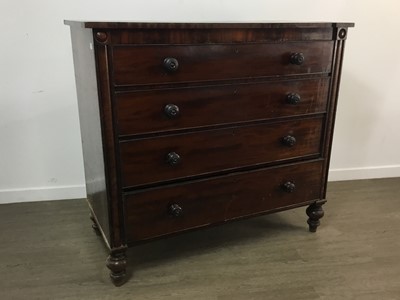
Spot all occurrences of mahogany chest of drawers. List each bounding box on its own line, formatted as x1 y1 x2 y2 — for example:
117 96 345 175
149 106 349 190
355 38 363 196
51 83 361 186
65 21 353 286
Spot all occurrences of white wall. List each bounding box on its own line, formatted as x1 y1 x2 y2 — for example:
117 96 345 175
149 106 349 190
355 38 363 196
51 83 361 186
1 0 399 203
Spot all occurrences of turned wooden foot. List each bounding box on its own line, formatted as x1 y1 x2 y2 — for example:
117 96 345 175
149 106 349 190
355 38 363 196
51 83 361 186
89 213 101 236
106 249 127 286
306 203 325 232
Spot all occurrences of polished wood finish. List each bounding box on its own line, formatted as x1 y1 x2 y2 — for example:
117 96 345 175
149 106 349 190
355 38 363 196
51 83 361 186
65 21 354 29
66 21 353 285
106 246 128 286
306 202 325 232
115 78 330 136
112 42 333 86
68 26 111 244
119 117 323 188
109 28 334 45
124 160 323 242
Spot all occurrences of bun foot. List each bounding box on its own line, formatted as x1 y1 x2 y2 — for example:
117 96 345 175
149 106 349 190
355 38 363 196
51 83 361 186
106 249 127 286
306 203 325 232
89 213 101 236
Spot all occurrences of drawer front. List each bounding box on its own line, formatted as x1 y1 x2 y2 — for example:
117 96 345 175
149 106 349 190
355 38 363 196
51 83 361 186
120 117 323 188
112 41 334 86
115 78 329 136
124 160 323 242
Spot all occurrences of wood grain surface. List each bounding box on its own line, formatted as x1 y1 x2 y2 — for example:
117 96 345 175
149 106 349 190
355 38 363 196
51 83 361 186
112 41 334 86
115 78 329 136
124 160 323 242
119 117 323 187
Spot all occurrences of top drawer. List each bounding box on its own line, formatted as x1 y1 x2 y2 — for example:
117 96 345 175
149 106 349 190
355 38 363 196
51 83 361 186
112 41 334 86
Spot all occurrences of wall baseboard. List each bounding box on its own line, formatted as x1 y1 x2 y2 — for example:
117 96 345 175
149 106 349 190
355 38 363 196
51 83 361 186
0 165 399 204
328 165 400 182
0 185 86 204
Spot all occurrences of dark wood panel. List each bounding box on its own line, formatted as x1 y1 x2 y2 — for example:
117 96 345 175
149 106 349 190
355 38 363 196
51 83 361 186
110 28 334 44
115 78 330 136
320 38 346 199
124 160 323 242
68 26 111 245
92 39 125 248
103 22 337 29
112 41 334 86
64 21 354 29
119 117 323 188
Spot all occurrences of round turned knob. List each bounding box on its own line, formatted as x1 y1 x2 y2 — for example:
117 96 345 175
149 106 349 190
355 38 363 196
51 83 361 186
166 152 181 166
338 28 347 39
290 53 305 65
169 204 183 217
282 181 296 193
164 104 180 118
286 93 301 105
163 57 179 72
282 135 297 147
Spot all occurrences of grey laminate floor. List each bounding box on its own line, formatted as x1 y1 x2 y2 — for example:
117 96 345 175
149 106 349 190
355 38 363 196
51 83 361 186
1 178 399 300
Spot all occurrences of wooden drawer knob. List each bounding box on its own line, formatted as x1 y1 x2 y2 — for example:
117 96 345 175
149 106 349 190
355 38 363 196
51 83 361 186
163 57 179 72
169 204 183 217
282 135 297 147
282 181 296 193
290 53 305 65
286 93 301 105
166 152 181 166
164 104 180 118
